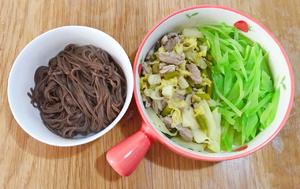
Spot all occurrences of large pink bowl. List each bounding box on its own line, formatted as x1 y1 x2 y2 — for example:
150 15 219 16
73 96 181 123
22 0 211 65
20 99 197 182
107 5 294 176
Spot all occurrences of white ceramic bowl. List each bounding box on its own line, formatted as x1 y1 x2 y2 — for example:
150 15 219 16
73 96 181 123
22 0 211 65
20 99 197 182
8 26 134 147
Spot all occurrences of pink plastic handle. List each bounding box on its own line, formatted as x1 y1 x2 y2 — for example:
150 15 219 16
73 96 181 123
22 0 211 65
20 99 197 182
106 128 152 176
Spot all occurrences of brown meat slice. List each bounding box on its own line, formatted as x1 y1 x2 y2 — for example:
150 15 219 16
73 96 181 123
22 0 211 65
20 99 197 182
152 100 164 114
157 52 184 65
176 124 193 142
162 116 172 129
161 33 180 52
174 91 185 100
186 63 201 84
142 62 152 74
159 65 176 74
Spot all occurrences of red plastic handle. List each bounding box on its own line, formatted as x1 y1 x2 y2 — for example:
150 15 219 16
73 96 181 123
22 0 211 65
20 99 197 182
106 128 152 176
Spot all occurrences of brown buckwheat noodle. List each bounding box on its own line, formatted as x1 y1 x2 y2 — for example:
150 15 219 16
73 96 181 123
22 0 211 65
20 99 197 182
28 44 126 138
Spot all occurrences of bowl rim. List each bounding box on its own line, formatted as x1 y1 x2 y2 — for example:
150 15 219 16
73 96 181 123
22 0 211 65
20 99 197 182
7 25 134 147
133 5 294 160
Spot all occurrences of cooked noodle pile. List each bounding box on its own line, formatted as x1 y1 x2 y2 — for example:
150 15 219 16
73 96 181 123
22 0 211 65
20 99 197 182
28 44 126 138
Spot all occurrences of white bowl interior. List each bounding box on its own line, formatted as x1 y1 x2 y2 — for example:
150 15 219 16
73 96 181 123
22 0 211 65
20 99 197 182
8 26 133 146
135 7 292 158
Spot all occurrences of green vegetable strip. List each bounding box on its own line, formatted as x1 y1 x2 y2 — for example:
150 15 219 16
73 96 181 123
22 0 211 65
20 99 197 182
243 52 264 99
202 25 231 38
242 114 258 143
233 29 239 41
223 60 234 96
231 39 244 53
219 108 235 125
244 93 272 116
244 45 251 60
213 33 222 62
260 89 280 128
221 120 234 151
214 83 242 116
235 72 244 105
231 46 248 80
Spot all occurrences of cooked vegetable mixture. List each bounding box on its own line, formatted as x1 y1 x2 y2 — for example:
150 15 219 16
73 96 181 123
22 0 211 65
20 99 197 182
140 23 279 152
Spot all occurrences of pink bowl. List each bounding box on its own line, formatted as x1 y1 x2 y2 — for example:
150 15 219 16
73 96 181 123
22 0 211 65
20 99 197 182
107 5 294 176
